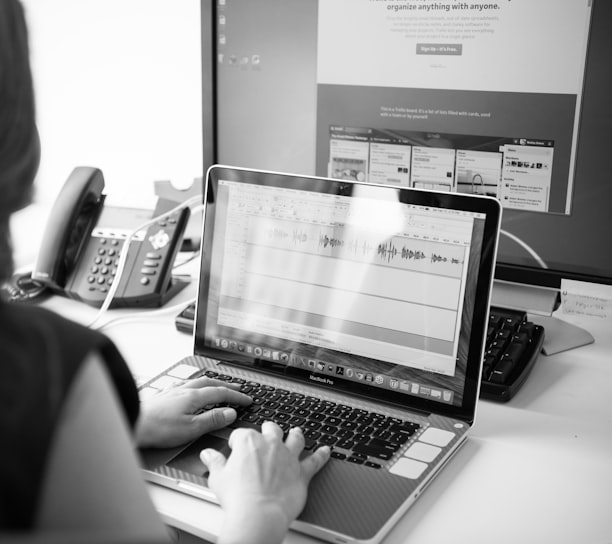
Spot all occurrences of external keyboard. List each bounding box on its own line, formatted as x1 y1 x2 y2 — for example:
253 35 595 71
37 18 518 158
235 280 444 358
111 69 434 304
480 306 545 402
175 302 545 403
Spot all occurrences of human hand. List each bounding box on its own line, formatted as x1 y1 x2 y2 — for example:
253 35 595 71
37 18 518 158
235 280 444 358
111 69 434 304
135 376 252 448
200 421 331 544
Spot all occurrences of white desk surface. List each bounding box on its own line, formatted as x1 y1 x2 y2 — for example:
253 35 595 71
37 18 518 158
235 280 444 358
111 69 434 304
42 278 612 544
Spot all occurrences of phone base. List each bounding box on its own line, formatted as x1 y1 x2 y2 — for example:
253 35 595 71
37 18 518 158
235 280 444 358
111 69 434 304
107 275 191 309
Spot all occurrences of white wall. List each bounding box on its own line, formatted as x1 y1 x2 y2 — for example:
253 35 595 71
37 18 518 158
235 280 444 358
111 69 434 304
21 0 203 208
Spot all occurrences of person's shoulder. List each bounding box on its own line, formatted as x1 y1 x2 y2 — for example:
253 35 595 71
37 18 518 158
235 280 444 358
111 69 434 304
0 300 140 425
1 300 94 340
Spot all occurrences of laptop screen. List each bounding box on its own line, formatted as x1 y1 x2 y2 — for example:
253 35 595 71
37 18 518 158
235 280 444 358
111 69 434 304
195 166 500 421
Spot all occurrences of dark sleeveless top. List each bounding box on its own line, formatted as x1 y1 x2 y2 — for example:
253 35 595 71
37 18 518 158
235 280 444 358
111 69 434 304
0 300 140 529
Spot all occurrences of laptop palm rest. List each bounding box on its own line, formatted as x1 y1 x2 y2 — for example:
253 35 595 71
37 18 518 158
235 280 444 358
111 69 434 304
145 430 420 542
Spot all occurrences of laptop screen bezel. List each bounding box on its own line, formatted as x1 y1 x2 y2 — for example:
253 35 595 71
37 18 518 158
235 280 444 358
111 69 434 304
194 165 501 424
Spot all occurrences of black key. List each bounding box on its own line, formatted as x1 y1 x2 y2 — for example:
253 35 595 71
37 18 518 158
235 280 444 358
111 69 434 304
520 322 537 338
305 420 322 430
319 434 338 446
505 336 528 364
372 429 392 440
353 442 396 460
390 432 410 444
501 315 522 331
369 437 400 451
304 430 321 441
356 424 374 435
388 424 418 438
325 416 342 426
321 424 338 435
335 428 353 439
259 408 276 418
347 454 366 464
490 358 515 384
336 438 355 449
340 420 359 431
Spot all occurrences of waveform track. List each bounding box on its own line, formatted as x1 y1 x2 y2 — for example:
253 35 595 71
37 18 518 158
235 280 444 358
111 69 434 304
267 227 308 244
319 234 344 249
378 241 427 262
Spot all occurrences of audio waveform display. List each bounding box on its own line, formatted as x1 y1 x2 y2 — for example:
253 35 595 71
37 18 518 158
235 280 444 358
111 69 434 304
261 221 464 271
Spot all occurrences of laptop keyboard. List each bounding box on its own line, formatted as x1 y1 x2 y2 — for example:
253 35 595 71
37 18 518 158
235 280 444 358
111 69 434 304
201 369 421 469
176 302 546 403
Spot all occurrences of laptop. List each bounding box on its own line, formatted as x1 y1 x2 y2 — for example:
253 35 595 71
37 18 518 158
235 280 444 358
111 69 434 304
139 165 501 544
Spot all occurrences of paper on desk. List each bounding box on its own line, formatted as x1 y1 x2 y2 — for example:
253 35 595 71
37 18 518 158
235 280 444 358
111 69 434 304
560 279 612 320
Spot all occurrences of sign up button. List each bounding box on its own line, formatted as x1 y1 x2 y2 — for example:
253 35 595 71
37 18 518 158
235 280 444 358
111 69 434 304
416 43 463 55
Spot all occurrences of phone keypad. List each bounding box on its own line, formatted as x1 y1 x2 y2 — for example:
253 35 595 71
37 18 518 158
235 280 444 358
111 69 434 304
87 239 120 292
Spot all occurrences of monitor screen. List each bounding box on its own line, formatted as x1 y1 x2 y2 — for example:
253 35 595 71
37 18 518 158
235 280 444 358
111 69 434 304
201 0 612 311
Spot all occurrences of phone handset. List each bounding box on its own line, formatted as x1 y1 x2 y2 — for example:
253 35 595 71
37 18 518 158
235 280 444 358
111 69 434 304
32 166 105 290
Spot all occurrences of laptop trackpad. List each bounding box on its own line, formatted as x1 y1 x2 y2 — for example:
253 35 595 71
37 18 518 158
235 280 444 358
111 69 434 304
167 432 231 479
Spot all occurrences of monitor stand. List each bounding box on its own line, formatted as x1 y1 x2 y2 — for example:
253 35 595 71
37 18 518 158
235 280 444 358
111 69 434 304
491 280 594 356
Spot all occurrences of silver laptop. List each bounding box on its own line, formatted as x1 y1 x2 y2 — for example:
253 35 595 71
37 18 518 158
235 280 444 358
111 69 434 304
140 165 501 544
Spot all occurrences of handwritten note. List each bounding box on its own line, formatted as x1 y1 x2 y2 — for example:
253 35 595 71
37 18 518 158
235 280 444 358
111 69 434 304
560 279 612 320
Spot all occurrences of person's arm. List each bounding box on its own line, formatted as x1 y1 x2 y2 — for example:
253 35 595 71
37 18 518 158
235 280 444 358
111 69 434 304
35 353 170 542
201 421 331 544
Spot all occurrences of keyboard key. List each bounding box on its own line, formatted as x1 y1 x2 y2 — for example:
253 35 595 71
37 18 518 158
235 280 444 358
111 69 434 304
353 442 396 460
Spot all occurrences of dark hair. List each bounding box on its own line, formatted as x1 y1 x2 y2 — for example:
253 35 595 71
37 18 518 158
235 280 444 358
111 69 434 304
0 0 40 282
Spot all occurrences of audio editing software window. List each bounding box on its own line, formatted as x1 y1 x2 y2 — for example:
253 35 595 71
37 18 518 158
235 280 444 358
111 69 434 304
216 180 481 378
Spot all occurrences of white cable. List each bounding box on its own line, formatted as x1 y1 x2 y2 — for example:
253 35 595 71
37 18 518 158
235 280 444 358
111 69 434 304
95 295 197 332
172 250 201 270
499 228 548 269
87 197 203 329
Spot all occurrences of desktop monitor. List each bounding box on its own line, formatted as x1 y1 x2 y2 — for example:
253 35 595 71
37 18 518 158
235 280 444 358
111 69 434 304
200 0 611 346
